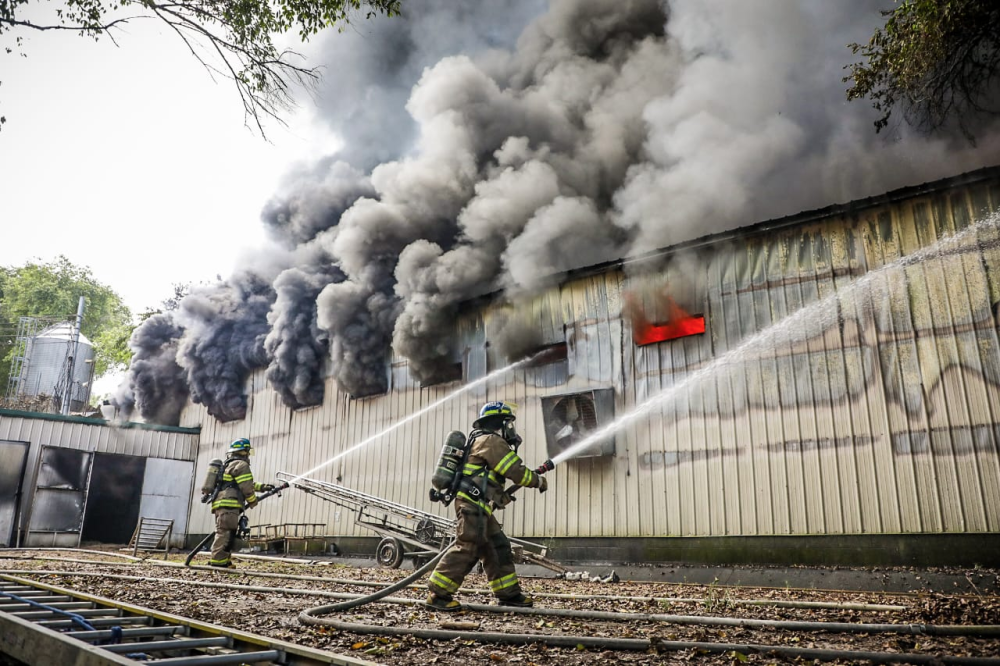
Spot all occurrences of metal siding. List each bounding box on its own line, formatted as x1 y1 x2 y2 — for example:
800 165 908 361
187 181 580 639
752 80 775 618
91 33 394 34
174 175 1000 544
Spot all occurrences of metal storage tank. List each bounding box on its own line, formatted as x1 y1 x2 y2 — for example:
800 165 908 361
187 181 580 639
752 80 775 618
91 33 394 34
18 323 95 412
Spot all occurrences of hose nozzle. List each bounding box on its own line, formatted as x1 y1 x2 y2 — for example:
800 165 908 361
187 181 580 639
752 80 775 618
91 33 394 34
536 459 555 474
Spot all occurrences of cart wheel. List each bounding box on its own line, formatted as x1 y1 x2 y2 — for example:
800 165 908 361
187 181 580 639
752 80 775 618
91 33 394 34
376 537 404 569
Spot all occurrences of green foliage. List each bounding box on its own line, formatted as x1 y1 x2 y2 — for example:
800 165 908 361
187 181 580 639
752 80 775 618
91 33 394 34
0 256 133 383
845 0 1000 140
0 0 401 134
702 577 735 613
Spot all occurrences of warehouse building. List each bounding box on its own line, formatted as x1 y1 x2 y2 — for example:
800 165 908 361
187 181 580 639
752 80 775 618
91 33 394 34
176 165 1000 567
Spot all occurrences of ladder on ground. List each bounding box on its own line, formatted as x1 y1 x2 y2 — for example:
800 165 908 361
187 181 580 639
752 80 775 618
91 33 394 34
0 574 374 665
127 517 174 559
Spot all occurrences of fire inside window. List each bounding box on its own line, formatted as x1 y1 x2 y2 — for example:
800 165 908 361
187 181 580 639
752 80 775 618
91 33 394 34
633 314 705 345
626 292 706 346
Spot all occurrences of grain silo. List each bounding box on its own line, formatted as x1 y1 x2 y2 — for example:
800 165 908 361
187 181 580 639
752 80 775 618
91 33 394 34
18 322 95 413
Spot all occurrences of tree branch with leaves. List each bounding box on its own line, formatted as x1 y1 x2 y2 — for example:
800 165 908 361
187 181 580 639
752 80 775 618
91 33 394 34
844 0 1000 141
1 0 401 135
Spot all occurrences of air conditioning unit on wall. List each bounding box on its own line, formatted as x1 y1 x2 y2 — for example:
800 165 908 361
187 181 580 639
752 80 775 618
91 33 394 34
540 388 615 460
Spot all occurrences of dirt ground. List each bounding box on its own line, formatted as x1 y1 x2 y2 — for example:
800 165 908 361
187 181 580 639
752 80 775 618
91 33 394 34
1 550 998 665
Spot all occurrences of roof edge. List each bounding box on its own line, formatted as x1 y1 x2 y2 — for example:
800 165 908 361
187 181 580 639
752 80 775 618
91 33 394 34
460 163 1000 312
0 408 201 434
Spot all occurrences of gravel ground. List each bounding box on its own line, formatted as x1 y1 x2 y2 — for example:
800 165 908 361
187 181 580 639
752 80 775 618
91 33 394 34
1 551 998 665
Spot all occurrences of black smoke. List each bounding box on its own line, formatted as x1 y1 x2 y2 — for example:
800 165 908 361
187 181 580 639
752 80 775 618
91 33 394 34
115 0 1000 424
113 313 188 426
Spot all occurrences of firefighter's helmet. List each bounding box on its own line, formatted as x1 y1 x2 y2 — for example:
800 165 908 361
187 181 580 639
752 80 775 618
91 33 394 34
473 401 516 429
228 438 253 456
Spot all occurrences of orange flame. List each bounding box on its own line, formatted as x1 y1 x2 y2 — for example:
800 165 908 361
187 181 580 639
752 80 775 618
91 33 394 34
625 291 705 346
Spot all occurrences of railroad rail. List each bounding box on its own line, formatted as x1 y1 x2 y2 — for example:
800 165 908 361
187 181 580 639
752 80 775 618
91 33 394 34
277 471 566 573
0 574 375 666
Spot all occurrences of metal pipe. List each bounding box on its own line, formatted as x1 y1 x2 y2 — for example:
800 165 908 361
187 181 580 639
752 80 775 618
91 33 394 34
1 548 140 561
62 296 85 415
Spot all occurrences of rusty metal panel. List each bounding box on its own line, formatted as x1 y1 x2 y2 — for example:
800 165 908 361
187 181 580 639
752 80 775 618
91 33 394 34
181 173 1000 546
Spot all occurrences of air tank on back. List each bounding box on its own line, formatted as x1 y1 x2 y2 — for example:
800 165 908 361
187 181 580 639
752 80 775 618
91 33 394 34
17 323 95 412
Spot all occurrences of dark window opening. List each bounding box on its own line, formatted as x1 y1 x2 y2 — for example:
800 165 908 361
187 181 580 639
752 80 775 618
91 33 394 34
526 342 568 367
421 361 463 387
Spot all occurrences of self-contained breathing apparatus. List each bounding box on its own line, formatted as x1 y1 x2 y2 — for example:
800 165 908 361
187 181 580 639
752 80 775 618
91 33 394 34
428 429 486 507
200 458 226 504
428 426 554 508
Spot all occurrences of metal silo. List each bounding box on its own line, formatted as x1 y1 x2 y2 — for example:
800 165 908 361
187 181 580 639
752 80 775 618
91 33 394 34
18 323 95 412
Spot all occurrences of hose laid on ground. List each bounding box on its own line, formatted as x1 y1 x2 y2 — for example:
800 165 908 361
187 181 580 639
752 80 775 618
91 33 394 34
183 533 214 567
0 551 913 612
8 569 1000 664
8 568 992 638
0 547 140 562
293 619 1000 665
294 539 454 612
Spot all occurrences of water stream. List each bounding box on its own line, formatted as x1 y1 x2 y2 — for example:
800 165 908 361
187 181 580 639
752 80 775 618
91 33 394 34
551 213 999 465
289 354 540 483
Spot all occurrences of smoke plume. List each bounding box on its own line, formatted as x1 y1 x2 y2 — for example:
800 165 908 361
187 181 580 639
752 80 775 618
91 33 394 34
114 313 188 425
115 0 1000 424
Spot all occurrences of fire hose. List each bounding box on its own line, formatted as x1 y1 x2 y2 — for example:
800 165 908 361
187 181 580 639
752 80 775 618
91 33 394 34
299 460 556 616
6 560 1000 663
183 481 290 567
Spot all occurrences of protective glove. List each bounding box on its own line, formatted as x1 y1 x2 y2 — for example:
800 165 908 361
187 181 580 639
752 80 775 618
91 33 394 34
537 476 548 493
259 483 276 492
493 492 514 510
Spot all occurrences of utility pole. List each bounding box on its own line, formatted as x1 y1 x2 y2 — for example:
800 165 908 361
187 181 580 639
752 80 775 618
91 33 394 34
62 296 85 415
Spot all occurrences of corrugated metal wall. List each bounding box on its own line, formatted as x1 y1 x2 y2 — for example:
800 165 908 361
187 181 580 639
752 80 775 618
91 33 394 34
185 173 1000 541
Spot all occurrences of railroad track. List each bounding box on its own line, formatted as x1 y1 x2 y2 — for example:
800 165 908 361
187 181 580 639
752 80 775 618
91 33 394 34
0 574 375 666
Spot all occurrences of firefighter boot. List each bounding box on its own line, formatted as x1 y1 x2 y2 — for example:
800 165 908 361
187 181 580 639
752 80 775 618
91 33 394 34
498 594 534 608
424 593 461 612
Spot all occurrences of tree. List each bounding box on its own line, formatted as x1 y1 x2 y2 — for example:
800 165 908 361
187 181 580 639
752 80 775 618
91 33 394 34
0 256 133 387
844 0 1000 140
1 0 401 134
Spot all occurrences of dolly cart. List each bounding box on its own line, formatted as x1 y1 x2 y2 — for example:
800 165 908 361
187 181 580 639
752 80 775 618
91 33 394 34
276 471 566 573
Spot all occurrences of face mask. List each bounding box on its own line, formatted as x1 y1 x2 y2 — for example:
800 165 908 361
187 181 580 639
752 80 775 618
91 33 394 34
503 421 521 449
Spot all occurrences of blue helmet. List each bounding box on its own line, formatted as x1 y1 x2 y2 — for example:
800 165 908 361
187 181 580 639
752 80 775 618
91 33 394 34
473 401 516 429
228 438 253 456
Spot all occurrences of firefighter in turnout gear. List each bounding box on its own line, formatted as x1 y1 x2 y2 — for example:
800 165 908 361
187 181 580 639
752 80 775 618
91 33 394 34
426 401 548 611
209 438 275 568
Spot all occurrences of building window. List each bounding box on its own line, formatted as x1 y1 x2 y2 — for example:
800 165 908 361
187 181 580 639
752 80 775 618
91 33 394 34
526 342 568 366
420 361 463 387
626 292 705 346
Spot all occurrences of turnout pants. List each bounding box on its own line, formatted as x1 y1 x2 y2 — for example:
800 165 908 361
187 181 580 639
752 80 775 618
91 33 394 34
427 499 523 601
210 508 240 566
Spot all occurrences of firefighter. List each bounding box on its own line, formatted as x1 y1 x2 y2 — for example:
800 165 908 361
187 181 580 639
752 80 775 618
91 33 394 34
425 401 548 611
208 438 275 568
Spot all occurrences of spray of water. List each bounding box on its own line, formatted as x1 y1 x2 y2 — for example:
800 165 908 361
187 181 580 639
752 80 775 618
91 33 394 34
551 213 1000 465
289 354 541 483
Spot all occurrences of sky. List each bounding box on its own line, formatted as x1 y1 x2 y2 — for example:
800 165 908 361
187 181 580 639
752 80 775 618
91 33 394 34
0 13 339 315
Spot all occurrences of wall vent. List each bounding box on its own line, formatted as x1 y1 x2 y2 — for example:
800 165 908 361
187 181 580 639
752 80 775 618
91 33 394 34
540 388 615 460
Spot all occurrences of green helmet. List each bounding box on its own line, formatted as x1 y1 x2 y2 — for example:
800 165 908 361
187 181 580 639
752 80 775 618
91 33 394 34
228 438 253 456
